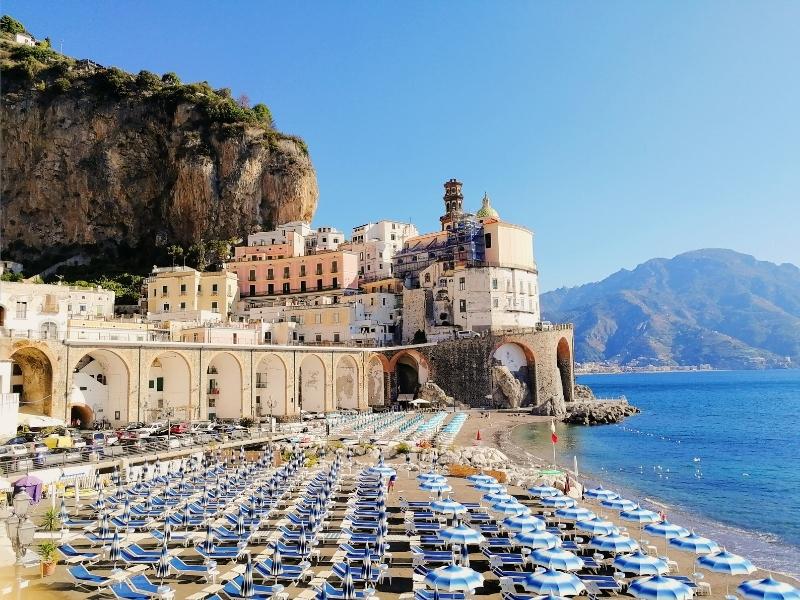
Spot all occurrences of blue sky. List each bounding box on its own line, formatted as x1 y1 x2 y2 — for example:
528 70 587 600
6 1 799 291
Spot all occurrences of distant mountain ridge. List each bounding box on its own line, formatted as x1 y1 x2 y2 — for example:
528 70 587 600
541 249 800 369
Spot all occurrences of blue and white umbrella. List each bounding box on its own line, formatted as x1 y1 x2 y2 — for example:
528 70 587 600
490 500 530 516
417 472 445 482
528 485 561 498
531 547 584 571
555 506 595 521
621 506 661 524
473 481 505 493
669 532 720 555
502 513 545 533
613 550 669 576
58 497 70 526
460 542 470 568
644 521 690 540
98 511 110 540
584 486 619 501
341 561 355 599
698 550 756 575
164 520 173 545
575 517 618 536
202 522 215 553
269 548 283 582
628 575 693 600
298 524 309 556
431 498 467 517
738 578 800 600
539 495 576 509
588 533 640 554
420 480 452 493
423 563 485 592
155 540 170 583
440 522 485 546
236 512 246 537
483 491 515 504
108 529 121 567
96 489 106 512
602 497 638 511
522 568 586 596
369 464 396 478
467 474 497 485
361 550 373 589
240 553 254 598
514 529 559 550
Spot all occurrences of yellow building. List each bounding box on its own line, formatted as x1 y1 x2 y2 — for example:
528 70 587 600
142 267 239 322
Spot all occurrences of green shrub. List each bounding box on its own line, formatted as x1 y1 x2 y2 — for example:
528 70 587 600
161 71 181 85
252 103 273 127
239 416 254 428
0 15 26 35
51 77 71 93
135 69 161 90
396 442 411 454
11 44 58 63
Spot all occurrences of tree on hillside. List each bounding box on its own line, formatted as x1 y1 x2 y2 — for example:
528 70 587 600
252 103 273 128
237 93 250 109
167 245 184 267
0 15 26 35
161 71 181 85
188 240 210 271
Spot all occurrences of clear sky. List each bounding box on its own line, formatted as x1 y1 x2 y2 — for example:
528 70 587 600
5 1 799 291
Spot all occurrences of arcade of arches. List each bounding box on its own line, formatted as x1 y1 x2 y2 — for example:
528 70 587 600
69 349 129 427
10 346 54 417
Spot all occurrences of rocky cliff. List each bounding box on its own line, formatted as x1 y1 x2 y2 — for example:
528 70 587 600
0 35 318 270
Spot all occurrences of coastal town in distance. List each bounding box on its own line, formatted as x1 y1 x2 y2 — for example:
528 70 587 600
1 5 799 600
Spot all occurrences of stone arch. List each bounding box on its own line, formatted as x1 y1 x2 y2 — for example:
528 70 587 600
335 355 359 410
556 337 574 403
206 352 243 421
10 346 54 417
492 341 536 407
254 354 288 417
299 354 326 413
390 350 430 397
146 351 192 422
367 355 387 407
69 349 130 427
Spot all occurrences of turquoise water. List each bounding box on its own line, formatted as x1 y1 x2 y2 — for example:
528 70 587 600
513 369 800 575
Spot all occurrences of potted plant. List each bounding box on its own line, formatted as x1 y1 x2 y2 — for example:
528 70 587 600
40 508 60 538
39 541 58 576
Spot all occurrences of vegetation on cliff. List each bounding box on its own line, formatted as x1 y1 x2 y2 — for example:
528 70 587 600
0 15 318 281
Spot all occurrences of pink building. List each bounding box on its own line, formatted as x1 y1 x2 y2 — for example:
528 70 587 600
229 248 359 298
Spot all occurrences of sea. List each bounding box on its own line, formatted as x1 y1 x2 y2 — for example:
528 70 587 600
512 369 800 576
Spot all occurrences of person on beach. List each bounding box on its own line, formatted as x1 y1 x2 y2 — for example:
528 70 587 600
388 473 396 492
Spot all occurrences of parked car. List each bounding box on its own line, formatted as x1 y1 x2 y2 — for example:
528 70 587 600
83 431 119 448
4 433 40 445
456 329 480 339
169 422 190 435
190 421 214 434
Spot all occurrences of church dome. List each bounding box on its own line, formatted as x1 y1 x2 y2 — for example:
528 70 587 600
476 192 499 219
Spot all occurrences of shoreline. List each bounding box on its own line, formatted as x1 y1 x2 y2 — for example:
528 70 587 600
454 409 800 583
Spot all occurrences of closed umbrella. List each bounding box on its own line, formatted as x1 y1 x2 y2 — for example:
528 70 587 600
155 540 170 584
270 548 283 583
236 512 246 537
522 568 586 596
98 511 110 540
531 547 584 572
423 563 485 592
164 520 172 545
613 550 669 576
669 532 720 555
240 553 254 598
502 513 546 533
58 497 69 525
342 561 355 599
96 489 106 512
738 578 800 600
182 503 192 529
362 549 372 589
628 575 693 600
460 542 470 568
203 521 214 553
515 529 559 549
298 524 309 556
108 529 121 568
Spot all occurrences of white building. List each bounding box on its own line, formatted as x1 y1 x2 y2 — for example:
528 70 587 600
344 220 418 283
0 281 115 340
13 32 35 46
0 260 23 275
305 226 345 254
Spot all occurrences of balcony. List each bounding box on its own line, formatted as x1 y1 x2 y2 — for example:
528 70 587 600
207 388 220 396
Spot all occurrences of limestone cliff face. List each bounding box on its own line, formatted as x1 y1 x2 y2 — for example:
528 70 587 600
1 78 318 266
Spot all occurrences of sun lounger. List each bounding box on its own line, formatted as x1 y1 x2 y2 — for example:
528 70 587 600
482 549 527 569
59 544 99 564
331 562 382 584
109 581 152 600
67 564 110 590
254 559 312 583
111 516 149 530
481 537 515 550
195 545 241 562
411 545 454 566
579 575 622 592
84 532 115 546
130 574 172 598
223 576 286 599
492 568 528 582
170 556 211 580
315 581 374 599
415 591 465 600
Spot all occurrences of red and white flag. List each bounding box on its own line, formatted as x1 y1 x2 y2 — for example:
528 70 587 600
550 420 558 444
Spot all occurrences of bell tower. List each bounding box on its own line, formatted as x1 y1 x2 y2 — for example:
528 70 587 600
440 178 464 230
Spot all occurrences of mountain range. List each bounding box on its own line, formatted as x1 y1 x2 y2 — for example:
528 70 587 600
541 249 800 369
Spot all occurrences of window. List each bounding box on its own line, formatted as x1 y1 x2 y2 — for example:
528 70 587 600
212 283 219 295
265 331 272 342
156 377 164 392
197 285 202 294
283 282 290 294
233 333 238 344
459 277 465 291
268 283 274 295
248 270 255 281
162 285 168 296
267 268 274 280
382 297 386 306
485 232 492 248
359 252 364 260
492 278 498 290
300 281 307 292
317 279 323 290
390 234 396 241
180 283 187 294
15 301 27 319
424 273 431 284
300 265 306 277
283 266 290 278
211 301 219 312
163 303 170 311
315 313 321 324
148 379 154 389
459 299 467 313
315 334 322 342
249 284 256 296
180 302 186 310
334 333 340 343
332 277 338 289
316 264 323 275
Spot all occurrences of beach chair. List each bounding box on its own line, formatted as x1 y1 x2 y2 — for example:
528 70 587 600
315 581 375 599
480 537 515 551
111 516 149 530
63 517 95 527
109 581 152 600
59 544 99 564
254 558 312 583
150 528 190 546
66 564 111 590
414 591 465 600
331 562 382 585
411 545 454 566
195 545 241 562
129 574 171 598
483 549 527 569
83 532 115 547
222 576 287 599
169 556 211 581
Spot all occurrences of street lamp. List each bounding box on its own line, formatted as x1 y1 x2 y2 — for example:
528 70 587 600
3 491 37 564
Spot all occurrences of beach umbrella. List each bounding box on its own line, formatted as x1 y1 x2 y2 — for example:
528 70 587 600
698 550 756 575
375 529 387 558
99 511 110 539
531 547 584 572
555 506 596 521
473 481 505 493
575 517 618 536
298 524 309 556
203 521 214 553
163 520 173 545
155 540 170 584
628 575 693 600
460 542 470 568
669 532 720 555
514 529 559 550
602 497 638 511
362 549 373 588
738 578 800 600
236 512 246 537
588 533 640 554
528 485 561 498
182 503 192 529
522 568 586 596
644 521 690 558
613 550 669 576
108 529 121 568
270 548 283 583
440 522 485 546
420 480 452 493
540 495 576 509
96 489 106 511
501 513 546 533
490 500 530 516
423 563 485 592
431 498 467 517
584 486 619 501
483 491 515 504
240 553 254 598
467 473 497 484
342 562 355 599
58 497 69 525
621 506 661 524
417 472 445 482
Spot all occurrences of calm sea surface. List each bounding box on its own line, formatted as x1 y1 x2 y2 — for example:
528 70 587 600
512 369 800 575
